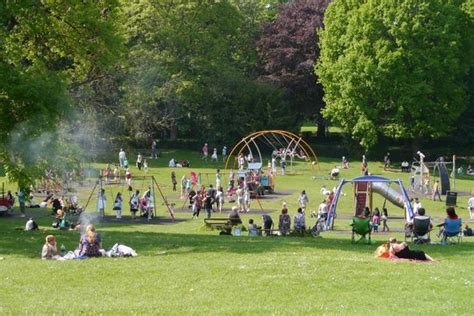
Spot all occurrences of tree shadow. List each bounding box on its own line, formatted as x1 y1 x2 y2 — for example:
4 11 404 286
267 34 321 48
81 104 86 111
1 224 471 260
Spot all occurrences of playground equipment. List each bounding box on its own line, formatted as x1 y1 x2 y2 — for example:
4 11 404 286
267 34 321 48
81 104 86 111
326 176 414 229
411 154 461 195
84 175 175 221
224 130 319 172
411 157 451 194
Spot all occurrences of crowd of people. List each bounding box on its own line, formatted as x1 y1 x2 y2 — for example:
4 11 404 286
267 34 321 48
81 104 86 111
4 142 472 264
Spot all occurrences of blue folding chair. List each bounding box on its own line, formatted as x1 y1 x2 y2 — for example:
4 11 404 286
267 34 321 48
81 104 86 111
442 218 462 244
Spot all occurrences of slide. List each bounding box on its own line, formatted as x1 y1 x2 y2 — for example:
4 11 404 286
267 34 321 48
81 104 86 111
371 182 405 209
437 162 450 194
372 181 414 221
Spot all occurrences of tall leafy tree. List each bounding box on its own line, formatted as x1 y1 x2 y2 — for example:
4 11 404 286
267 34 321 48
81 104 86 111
257 0 331 136
0 1 122 186
316 0 474 149
121 0 291 144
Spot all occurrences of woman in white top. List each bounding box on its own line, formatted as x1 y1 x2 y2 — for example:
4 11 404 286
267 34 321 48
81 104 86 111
97 189 106 217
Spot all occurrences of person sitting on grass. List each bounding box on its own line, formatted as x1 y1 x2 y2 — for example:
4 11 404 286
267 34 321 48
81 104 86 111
388 237 433 261
464 224 473 236
248 219 261 236
294 208 306 233
25 217 38 231
79 224 103 257
41 235 62 260
278 204 291 235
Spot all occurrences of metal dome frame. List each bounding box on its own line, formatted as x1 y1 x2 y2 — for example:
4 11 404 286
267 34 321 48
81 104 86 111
224 130 319 170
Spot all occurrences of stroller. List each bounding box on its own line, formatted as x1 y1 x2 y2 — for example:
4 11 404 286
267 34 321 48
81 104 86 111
311 212 327 236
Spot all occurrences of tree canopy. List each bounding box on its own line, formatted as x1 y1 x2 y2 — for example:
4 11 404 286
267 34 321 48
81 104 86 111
0 0 122 187
316 0 474 149
257 0 331 134
120 0 291 144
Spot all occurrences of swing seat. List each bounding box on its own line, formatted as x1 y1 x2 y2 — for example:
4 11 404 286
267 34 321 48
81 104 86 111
351 217 371 244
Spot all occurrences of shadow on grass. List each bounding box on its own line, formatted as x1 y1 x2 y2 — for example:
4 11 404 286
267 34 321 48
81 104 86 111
1 221 472 260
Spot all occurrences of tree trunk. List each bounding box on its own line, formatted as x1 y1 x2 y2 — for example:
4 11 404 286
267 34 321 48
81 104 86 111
316 120 326 138
169 123 178 141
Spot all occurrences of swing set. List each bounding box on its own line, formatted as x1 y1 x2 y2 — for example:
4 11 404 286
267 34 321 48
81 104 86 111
178 170 266 213
83 175 175 222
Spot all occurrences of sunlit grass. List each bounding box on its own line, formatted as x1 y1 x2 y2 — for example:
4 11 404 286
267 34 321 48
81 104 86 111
0 151 473 314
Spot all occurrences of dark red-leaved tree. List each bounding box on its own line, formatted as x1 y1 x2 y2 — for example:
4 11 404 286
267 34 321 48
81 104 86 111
257 0 331 137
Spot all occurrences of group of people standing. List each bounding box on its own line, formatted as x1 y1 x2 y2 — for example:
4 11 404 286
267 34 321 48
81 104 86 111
97 187 154 219
202 143 227 162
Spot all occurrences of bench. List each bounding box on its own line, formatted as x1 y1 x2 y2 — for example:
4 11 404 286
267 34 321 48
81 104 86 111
204 217 242 228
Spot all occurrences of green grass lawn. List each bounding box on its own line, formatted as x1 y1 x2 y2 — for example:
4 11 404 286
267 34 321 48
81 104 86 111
1 150 473 314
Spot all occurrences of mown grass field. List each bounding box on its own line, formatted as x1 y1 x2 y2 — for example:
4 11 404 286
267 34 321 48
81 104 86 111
1 149 473 314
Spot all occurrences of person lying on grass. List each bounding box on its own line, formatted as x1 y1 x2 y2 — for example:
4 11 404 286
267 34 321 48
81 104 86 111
388 238 433 261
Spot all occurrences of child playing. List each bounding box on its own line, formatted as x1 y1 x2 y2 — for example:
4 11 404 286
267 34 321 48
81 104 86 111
171 171 177 191
113 165 120 184
113 192 123 219
381 207 389 232
104 164 111 184
371 212 380 232
192 192 202 218
143 159 148 173
41 235 61 260
125 168 132 191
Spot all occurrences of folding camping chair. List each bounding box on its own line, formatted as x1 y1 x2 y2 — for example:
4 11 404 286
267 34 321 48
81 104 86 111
441 218 462 244
406 217 431 244
351 217 371 244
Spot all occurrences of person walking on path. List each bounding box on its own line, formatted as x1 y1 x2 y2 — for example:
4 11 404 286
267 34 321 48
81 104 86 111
432 180 442 201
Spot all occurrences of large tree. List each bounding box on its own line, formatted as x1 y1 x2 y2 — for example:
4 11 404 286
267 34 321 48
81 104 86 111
121 0 292 144
316 0 474 149
257 0 331 136
0 1 122 186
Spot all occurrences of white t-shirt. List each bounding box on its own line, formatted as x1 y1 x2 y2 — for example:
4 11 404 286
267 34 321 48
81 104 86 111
468 197 474 209
298 194 308 206
331 168 340 175
413 202 422 215
97 195 106 209
318 202 328 214
25 219 35 231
